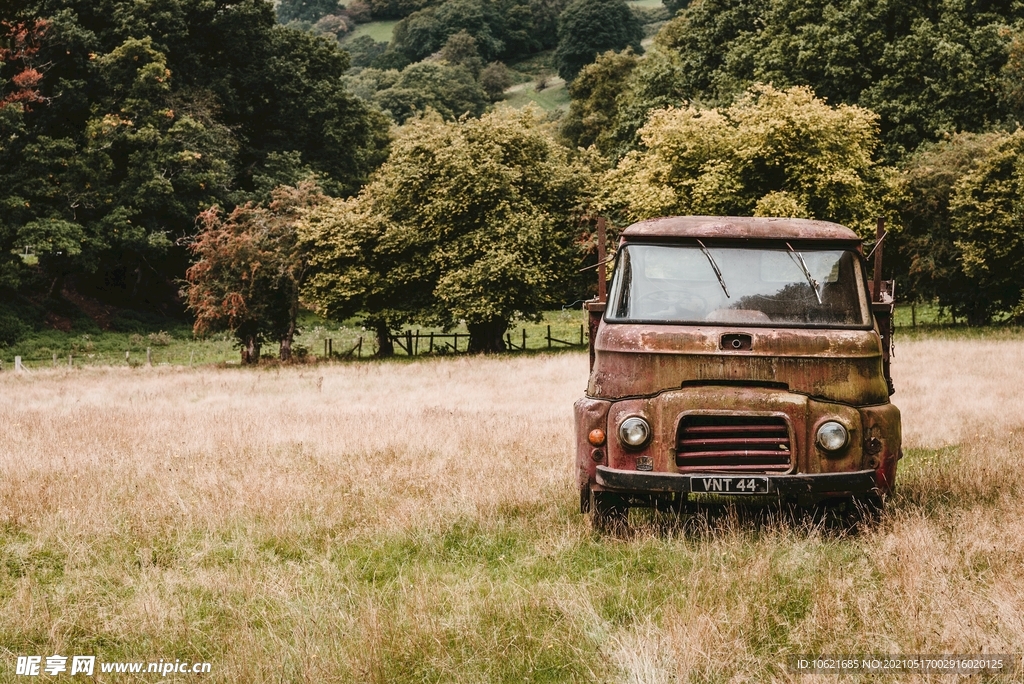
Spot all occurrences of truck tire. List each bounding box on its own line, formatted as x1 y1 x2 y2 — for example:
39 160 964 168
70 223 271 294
591 491 628 531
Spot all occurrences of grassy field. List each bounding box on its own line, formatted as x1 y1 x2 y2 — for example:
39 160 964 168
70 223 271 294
502 78 571 113
341 19 398 44
1 335 1024 681
0 309 591 369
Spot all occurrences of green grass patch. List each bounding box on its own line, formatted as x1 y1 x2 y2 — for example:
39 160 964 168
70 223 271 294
342 20 398 44
502 80 570 113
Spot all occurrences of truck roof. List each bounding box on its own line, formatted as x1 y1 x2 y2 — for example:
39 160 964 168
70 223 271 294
621 216 861 242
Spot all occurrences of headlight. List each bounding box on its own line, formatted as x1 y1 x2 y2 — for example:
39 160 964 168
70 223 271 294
618 416 651 449
816 421 849 452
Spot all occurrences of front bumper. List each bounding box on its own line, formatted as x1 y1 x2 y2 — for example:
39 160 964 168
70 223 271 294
595 465 879 497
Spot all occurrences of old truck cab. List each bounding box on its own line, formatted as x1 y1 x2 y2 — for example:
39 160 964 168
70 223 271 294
575 216 902 526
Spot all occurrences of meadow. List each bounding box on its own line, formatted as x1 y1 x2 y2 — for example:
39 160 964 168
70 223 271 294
1 335 1023 682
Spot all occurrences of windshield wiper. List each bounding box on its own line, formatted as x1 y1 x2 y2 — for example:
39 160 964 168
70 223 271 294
696 239 730 298
786 241 822 304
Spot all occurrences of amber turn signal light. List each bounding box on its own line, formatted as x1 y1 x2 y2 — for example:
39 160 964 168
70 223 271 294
588 428 606 446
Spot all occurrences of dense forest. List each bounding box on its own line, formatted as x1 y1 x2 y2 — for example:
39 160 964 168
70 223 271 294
3 0 1024 357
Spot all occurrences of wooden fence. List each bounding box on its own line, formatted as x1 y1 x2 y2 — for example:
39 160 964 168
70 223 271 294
388 324 586 356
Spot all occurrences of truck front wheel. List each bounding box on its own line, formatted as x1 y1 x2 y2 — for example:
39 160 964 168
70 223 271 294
591 491 628 530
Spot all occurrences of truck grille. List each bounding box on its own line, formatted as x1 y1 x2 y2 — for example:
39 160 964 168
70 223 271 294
676 415 792 472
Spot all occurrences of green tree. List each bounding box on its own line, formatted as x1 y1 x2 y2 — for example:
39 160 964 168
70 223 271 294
185 182 325 362
371 61 489 123
601 84 885 233
889 132 1002 322
343 35 389 67
277 0 344 23
7 0 389 310
653 0 1024 159
562 48 639 153
299 198 416 356
439 30 484 76
947 131 1024 323
555 0 643 81
479 61 514 101
302 108 594 353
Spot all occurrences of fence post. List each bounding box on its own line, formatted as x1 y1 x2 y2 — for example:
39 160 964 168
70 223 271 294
125 350 130 363
52 353 57 367
15 356 23 372
406 330 413 356
324 339 328 358
189 350 195 367
329 339 333 356
429 332 434 353
68 354 72 368
523 328 526 351
146 348 152 366
357 336 362 358
453 333 458 352
414 330 419 356
547 325 552 349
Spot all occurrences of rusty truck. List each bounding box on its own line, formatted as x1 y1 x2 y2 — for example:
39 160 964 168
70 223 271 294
575 216 901 526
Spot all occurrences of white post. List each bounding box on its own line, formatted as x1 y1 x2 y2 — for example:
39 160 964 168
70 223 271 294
146 348 152 366
14 356 23 372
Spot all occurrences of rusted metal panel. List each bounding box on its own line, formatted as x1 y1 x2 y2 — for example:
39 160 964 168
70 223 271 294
622 216 861 242
588 323 889 405
574 396 611 492
859 402 902 494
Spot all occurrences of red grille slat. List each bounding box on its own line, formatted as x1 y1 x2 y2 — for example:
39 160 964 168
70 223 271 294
683 425 787 435
676 415 792 473
678 437 788 447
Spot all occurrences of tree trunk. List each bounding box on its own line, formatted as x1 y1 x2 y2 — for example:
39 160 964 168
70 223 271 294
467 320 508 353
279 334 292 362
241 336 261 364
279 300 298 362
48 273 65 300
966 307 991 327
375 321 394 357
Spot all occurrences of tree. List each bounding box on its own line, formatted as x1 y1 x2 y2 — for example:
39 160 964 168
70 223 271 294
301 108 594 353
5 0 390 311
888 132 1003 323
343 35 389 67
185 182 325 363
562 48 639 152
440 30 484 76
299 198 412 356
555 0 643 81
653 0 1024 160
600 85 885 234
371 61 489 123
947 131 1024 324
277 0 344 23
479 61 513 101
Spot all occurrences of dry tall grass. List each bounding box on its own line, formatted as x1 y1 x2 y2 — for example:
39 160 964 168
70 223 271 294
0 339 1022 682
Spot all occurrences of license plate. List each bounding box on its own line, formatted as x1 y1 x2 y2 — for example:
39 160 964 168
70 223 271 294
690 476 769 494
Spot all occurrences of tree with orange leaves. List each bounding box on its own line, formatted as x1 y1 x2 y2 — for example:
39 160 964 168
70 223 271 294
184 182 325 363
0 19 47 111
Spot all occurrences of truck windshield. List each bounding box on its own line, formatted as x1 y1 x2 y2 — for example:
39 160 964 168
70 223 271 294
607 243 871 327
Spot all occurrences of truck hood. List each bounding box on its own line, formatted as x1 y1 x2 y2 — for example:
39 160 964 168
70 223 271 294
588 323 889 406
